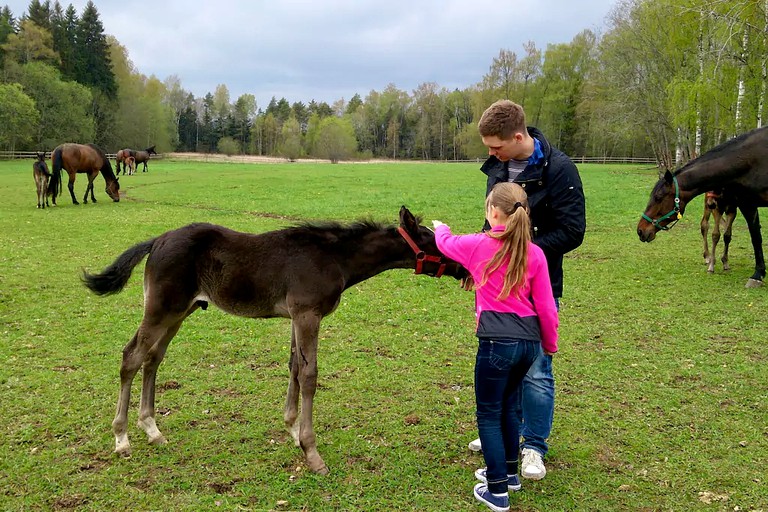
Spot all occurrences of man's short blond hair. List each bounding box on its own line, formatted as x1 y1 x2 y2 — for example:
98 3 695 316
478 100 527 140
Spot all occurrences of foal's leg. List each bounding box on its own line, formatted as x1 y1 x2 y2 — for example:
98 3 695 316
721 211 737 271
289 311 328 474
701 205 711 268
113 328 150 455
136 318 186 446
708 209 723 273
112 311 187 455
36 178 43 208
284 324 301 446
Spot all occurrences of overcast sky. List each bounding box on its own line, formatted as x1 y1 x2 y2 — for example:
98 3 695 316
4 0 617 109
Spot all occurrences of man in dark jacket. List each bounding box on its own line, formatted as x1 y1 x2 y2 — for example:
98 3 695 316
467 99 585 481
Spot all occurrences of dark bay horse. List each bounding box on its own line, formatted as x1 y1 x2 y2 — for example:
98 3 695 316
82 207 465 474
33 152 51 209
701 188 738 273
134 145 156 172
49 143 120 205
638 125 768 287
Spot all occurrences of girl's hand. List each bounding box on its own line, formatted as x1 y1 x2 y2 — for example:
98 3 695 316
544 350 556 356
431 220 445 229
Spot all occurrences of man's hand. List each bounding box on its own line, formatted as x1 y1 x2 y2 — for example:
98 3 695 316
431 220 445 230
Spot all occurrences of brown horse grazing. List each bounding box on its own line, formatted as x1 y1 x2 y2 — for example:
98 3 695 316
638 125 768 287
81 207 465 474
33 152 51 209
49 143 120 205
701 188 738 273
133 145 156 172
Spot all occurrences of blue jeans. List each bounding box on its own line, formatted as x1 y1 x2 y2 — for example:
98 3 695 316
518 298 559 457
475 338 538 494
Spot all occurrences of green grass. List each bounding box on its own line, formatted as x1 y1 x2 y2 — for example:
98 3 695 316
0 158 766 511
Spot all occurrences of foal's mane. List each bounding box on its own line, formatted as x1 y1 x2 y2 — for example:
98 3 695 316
284 220 392 244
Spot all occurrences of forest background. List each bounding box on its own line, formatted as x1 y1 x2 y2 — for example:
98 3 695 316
1 0 767 166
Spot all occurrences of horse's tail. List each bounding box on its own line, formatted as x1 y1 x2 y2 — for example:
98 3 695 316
82 239 156 295
49 147 63 198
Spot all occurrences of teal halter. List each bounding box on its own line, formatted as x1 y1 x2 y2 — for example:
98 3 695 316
642 175 682 230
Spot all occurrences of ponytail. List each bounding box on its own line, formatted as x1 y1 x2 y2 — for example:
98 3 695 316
478 184 531 300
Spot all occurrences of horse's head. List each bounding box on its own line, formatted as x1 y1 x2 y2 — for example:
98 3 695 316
398 206 467 279
36 152 45 162
147 145 157 155
106 178 120 202
637 170 689 242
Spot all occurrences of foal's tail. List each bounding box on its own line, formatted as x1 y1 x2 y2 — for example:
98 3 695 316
49 147 63 198
82 238 157 295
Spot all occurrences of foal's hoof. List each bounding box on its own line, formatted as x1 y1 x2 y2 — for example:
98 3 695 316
149 435 167 446
745 278 765 288
114 446 132 458
313 465 330 476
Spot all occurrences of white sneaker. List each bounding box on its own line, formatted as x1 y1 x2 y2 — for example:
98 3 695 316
468 438 482 452
521 448 546 480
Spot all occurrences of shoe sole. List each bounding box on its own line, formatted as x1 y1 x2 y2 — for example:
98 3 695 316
521 470 545 481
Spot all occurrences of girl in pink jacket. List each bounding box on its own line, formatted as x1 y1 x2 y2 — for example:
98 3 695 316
433 182 558 512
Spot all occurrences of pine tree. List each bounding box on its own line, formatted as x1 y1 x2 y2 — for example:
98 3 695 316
50 1 76 80
74 1 116 98
0 6 16 69
26 0 51 30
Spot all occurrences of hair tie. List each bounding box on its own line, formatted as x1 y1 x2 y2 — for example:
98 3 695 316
513 202 523 212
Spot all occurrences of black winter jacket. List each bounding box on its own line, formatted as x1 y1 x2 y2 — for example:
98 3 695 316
480 127 585 298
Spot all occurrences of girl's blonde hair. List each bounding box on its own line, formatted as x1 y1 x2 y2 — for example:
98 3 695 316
480 182 531 300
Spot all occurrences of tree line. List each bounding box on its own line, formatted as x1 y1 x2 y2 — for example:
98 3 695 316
1 0 767 166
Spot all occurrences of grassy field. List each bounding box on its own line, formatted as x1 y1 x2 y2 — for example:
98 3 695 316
0 158 766 511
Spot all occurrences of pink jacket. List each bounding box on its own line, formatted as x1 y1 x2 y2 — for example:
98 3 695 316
435 224 558 353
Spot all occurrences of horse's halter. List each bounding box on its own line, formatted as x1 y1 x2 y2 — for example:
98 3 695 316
642 175 682 230
397 226 447 277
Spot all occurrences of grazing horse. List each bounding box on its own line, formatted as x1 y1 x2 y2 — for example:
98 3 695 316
638 125 768 287
701 188 738 273
33 152 51 209
133 145 156 172
81 206 465 474
48 143 120 205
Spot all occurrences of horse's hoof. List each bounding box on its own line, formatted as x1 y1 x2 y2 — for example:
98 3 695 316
149 435 167 446
114 445 132 458
313 465 330 476
745 278 765 288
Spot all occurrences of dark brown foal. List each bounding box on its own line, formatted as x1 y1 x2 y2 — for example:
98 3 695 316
82 207 464 474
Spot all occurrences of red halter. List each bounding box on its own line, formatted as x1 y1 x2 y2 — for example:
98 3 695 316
396 227 447 278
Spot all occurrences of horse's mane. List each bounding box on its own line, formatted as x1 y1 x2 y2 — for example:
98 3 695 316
675 125 768 175
284 220 391 244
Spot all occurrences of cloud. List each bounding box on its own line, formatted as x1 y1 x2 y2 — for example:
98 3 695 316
4 0 616 108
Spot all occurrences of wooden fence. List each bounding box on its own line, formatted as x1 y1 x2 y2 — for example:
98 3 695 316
0 150 656 165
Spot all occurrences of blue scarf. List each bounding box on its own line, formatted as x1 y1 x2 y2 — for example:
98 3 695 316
528 138 544 165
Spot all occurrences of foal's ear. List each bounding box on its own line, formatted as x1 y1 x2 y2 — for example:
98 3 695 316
399 205 417 232
663 170 674 183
